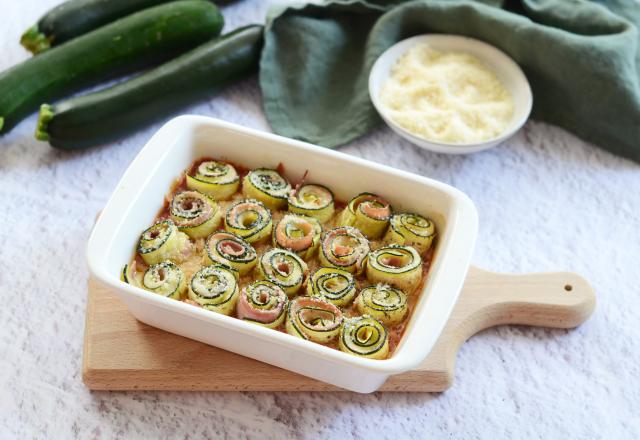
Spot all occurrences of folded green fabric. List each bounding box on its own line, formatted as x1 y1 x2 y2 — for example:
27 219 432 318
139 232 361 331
260 0 640 162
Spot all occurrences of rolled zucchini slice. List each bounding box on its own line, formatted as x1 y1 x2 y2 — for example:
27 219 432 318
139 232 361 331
137 219 191 265
141 261 186 300
256 248 308 297
188 265 239 316
286 296 344 343
273 214 322 260
236 280 288 329
288 184 335 223
224 199 273 243
337 193 392 239
339 316 389 359
366 245 423 292
185 160 239 200
242 168 291 210
384 212 436 254
205 231 257 275
170 190 222 239
354 285 408 325
121 262 142 287
306 267 357 307
319 226 370 274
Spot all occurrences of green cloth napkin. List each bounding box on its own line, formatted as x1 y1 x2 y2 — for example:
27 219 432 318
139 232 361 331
260 0 640 162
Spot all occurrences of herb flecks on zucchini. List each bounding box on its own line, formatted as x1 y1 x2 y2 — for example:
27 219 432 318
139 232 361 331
256 248 308 297
306 267 357 307
339 316 389 359
355 285 408 326
237 281 288 329
366 245 422 292
35 25 261 149
169 191 221 239
286 296 344 343
188 265 239 315
205 231 257 275
1 0 224 135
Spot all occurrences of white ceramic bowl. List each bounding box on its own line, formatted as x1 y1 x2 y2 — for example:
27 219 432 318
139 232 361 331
87 116 478 393
369 34 533 154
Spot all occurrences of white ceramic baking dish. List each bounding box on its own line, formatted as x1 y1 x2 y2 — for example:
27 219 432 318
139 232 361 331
87 116 478 393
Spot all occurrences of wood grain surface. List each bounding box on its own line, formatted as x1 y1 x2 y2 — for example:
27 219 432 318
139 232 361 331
83 266 595 392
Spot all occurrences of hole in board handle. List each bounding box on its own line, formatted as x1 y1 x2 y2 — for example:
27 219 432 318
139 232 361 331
564 284 573 292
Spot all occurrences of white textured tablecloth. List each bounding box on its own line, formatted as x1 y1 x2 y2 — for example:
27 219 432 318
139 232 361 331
1 1 639 438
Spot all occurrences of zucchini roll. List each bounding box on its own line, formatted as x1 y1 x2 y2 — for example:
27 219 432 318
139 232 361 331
366 245 423 292
224 199 273 243
120 262 142 287
170 191 222 239
286 296 344 343
288 184 335 223
339 316 389 360
354 285 408 325
256 248 308 296
137 220 191 265
205 231 257 275
385 212 436 253
186 160 239 200
141 261 186 300
242 168 291 210
337 193 392 239
319 226 370 274
237 280 288 329
188 265 239 316
273 214 322 260
306 267 357 307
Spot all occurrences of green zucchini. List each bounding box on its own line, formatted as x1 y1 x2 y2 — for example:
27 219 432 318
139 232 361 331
286 296 344 343
0 1 223 135
256 248 308 297
137 220 191 265
242 168 292 210
366 244 423 293
288 184 335 224
21 0 223 54
237 281 288 329
306 267 357 307
339 316 389 359
337 193 392 239
272 214 322 261
188 265 239 315
205 231 257 276
318 226 370 275
169 190 222 239
186 160 240 200
384 212 436 254
36 26 262 149
224 199 273 244
354 285 408 326
142 261 187 300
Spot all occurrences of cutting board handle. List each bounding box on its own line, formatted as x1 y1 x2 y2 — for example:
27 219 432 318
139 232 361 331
417 266 596 389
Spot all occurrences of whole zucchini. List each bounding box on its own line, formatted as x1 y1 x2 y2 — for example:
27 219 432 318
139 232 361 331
21 0 236 54
36 25 264 150
0 0 223 135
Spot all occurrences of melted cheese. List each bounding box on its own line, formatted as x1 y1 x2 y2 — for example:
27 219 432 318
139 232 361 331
380 45 514 144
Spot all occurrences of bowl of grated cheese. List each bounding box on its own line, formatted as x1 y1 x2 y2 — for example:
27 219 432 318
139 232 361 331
369 34 532 154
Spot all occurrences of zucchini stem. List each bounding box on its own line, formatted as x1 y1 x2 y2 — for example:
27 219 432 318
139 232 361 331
20 25 52 54
0 117 4 133
35 104 54 141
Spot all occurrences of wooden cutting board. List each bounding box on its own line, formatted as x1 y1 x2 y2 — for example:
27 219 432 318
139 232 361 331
82 266 595 392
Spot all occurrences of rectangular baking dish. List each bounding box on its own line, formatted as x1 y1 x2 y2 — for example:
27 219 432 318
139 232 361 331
87 115 478 393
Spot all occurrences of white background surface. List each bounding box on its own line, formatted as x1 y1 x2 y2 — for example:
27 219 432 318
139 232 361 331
1 0 639 438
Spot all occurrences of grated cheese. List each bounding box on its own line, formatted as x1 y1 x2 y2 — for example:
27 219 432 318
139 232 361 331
380 44 514 144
